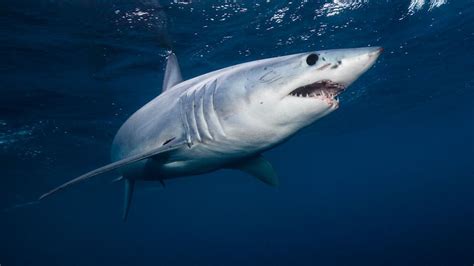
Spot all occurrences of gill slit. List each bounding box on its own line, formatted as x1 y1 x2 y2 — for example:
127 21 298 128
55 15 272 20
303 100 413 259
210 80 227 137
198 90 213 140
190 90 202 142
178 97 193 146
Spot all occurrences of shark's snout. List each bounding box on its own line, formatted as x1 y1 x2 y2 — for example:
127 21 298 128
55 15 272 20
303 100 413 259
367 47 383 62
324 46 383 88
350 46 383 58
374 47 384 54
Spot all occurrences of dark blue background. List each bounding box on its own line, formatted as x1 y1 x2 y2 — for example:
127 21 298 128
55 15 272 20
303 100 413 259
1 1 473 265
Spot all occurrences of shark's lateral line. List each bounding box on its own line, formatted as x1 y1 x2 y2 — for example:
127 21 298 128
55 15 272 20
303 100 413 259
40 47 382 219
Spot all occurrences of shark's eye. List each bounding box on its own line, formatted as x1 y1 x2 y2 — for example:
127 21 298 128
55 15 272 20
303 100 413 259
306 53 318 66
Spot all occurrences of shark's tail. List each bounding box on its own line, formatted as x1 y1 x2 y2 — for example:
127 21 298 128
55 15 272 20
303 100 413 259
37 138 186 220
3 200 40 213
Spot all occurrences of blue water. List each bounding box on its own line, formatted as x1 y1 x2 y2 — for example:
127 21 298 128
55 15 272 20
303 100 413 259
1 1 473 265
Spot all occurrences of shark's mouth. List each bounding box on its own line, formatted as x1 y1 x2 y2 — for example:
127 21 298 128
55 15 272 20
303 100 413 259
289 80 346 100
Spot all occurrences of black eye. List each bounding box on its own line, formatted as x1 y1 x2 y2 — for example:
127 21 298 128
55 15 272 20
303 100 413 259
306 53 318 66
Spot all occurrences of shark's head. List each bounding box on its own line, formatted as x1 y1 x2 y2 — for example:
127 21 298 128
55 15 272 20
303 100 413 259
214 47 382 149
246 47 382 127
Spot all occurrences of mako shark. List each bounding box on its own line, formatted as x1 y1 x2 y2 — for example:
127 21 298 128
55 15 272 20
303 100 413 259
39 47 382 219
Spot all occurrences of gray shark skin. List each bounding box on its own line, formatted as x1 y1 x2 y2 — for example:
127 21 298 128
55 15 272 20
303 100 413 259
40 47 382 219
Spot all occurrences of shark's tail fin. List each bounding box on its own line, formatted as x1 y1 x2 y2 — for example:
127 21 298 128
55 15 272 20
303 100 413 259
110 176 135 221
39 139 184 201
2 200 40 213
122 178 135 221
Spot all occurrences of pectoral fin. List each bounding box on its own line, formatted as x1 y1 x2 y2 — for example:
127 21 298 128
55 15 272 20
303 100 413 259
231 155 279 187
39 139 186 200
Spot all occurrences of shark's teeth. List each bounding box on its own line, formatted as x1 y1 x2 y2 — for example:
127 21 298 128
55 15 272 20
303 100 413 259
289 92 340 102
289 79 345 100
289 90 339 105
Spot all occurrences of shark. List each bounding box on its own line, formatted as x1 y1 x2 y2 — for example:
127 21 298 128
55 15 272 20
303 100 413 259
39 47 382 219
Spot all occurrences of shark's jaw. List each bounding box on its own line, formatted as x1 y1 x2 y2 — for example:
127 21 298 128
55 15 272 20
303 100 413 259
287 79 346 106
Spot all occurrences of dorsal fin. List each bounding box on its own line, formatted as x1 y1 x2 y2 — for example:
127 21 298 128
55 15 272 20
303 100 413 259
162 53 183 92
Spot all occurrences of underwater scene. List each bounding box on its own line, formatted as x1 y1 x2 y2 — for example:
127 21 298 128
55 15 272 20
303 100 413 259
1 0 473 265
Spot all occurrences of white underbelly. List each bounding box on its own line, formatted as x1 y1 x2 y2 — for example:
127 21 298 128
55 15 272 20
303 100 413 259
158 142 252 178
